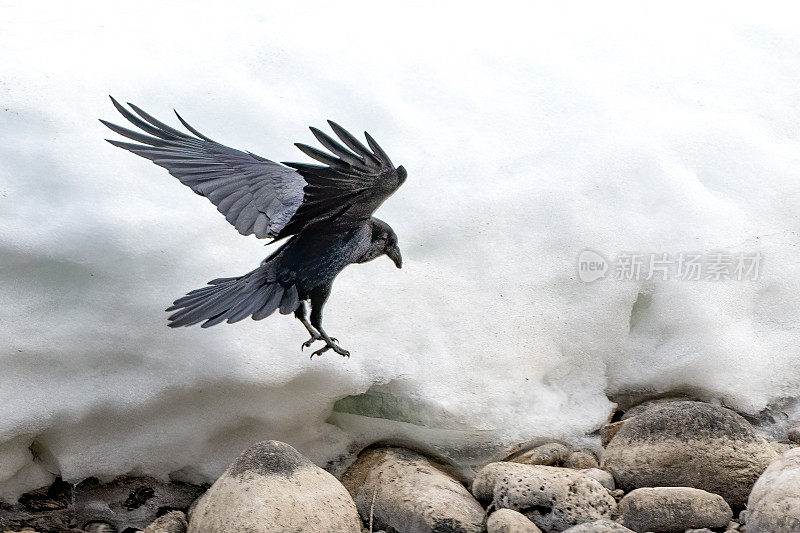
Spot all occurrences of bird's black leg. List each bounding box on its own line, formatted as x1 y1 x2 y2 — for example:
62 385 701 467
295 301 335 350
308 284 349 359
295 301 320 349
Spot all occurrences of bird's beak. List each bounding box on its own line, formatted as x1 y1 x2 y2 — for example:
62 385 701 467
387 247 402 269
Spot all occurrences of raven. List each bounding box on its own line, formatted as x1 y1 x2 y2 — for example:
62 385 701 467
101 97 405 358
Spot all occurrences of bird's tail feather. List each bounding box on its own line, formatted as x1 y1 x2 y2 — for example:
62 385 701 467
167 265 296 328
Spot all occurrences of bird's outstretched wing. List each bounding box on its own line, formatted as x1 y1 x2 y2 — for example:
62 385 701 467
101 97 305 239
101 97 406 240
277 120 406 239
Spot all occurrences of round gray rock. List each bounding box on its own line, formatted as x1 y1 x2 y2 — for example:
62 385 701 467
618 487 732 532
472 462 616 532
747 447 800 532
487 509 542 533
602 401 776 509
187 440 361 533
341 446 485 533
561 519 634 532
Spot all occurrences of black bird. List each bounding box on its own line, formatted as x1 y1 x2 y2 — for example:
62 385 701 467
101 97 405 358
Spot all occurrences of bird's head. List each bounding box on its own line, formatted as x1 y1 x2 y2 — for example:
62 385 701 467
358 218 402 269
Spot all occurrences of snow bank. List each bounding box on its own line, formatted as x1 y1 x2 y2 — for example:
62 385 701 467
2 1 800 499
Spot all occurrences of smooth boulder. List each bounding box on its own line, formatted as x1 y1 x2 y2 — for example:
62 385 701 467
561 520 634 532
472 462 616 532
188 440 360 533
340 446 484 533
746 447 800 532
618 487 732 532
487 509 542 533
602 401 775 509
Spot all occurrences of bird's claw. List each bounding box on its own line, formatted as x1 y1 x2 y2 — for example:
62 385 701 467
301 335 337 350
301 335 321 350
310 341 350 359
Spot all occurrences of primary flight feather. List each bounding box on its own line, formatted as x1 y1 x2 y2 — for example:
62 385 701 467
101 97 406 358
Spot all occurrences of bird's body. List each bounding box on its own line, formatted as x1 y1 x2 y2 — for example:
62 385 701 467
101 98 405 357
276 222 373 295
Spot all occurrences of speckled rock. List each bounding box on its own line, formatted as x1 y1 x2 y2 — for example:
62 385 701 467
341 446 484 533
507 442 572 466
602 401 776 509
580 468 615 490
746 447 800 532
618 487 732 532
561 519 634 532
564 452 598 470
487 509 542 533
144 511 187 533
187 440 360 533
472 462 616 532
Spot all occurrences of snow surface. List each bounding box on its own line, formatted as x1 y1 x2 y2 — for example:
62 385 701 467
2 1 800 499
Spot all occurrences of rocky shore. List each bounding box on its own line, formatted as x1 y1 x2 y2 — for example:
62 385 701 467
2 399 799 533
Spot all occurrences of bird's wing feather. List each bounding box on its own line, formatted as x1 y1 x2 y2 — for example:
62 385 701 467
102 98 405 241
101 97 305 239
275 119 406 239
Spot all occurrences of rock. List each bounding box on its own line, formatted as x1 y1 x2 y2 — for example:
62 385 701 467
340 446 484 533
601 401 776 509
188 441 360 533
738 510 748 524
788 425 800 444
580 468 615 490
507 442 572 466
84 524 115 533
684 529 713 533
487 509 542 533
770 441 793 455
564 452 598 469
472 462 616 532
618 487 732 532
561 519 634 532
601 421 627 447
746 447 800 532
72 476 204 532
0 479 72 532
618 396 699 420
144 511 187 533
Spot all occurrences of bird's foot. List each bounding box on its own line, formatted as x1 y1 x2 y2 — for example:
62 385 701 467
301 334 337 350
310 340 350 359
